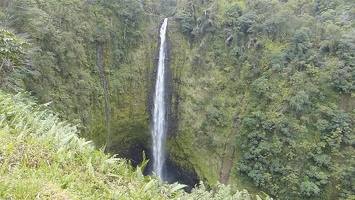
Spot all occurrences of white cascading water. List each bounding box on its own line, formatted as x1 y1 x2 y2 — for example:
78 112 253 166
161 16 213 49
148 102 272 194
152 18 168 180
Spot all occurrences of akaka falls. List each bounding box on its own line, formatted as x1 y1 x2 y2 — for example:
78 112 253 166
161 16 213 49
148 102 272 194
151 18 168 181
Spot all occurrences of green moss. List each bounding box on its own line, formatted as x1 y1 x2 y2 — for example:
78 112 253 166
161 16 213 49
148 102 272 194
167 133 220 186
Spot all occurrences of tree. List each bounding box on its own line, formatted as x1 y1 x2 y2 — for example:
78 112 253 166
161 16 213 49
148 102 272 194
0 29 29 73
288 90 310 113
236 12 257 35
300 181 321 197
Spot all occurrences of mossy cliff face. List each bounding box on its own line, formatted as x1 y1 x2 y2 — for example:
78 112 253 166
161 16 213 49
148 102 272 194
166 18 242 187
2 0 355 199
89 15 167 162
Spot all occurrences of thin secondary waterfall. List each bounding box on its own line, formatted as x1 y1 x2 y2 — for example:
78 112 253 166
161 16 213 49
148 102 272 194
152 18 168 180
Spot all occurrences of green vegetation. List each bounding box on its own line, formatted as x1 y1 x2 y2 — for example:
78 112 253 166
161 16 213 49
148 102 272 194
0 0 354 199
0 0 154 157
0 28 30 91
169 0 355 199
0 91 272 199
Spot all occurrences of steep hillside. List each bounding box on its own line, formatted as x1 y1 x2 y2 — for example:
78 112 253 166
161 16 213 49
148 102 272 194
167 0 355 199
0 0 161 160
1 0 354 199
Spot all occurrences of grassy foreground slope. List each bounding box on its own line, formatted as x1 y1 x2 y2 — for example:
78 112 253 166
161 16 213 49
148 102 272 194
0 91 271 200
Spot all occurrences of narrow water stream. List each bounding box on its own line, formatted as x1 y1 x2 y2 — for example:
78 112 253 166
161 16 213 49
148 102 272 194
151 18 168 181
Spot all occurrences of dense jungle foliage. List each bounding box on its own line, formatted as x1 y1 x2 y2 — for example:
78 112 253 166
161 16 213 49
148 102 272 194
0 0 354 199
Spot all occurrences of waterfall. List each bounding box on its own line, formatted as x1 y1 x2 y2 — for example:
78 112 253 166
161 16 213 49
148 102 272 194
152 18 168 180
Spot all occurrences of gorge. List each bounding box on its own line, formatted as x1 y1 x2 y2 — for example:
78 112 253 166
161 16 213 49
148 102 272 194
1 0 354 199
